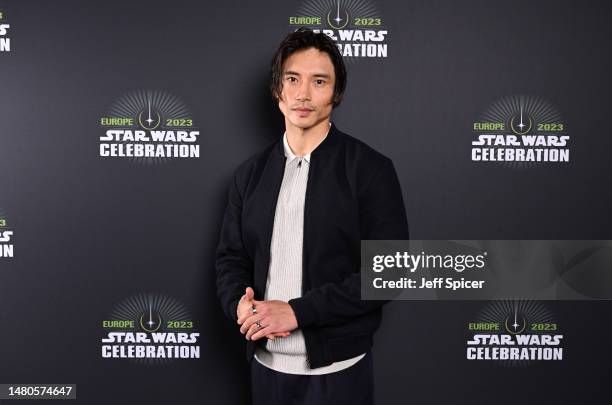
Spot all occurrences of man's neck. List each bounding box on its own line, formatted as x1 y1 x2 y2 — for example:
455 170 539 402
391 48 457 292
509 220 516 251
285 119 331 157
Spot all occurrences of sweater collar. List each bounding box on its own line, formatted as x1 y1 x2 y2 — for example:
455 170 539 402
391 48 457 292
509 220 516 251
283 132 312 163
277 122 341 159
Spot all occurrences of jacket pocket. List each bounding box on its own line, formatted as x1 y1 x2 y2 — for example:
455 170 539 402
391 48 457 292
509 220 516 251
326 333 373 363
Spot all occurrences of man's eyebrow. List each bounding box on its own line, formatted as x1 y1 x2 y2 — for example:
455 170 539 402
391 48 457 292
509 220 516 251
283 71 331 79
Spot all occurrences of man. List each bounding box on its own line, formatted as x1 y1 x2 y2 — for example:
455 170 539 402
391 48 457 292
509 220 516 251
216 28 408 404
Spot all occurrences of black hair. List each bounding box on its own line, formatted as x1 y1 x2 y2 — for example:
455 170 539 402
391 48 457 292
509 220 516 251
270 27 347 108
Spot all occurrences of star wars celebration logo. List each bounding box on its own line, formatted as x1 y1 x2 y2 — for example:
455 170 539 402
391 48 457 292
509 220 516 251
101 293 200 364
471 95 569 167
99 90 200 163
289 0 388 58
467 300 563 366
0 209 14 259
0 8 11 52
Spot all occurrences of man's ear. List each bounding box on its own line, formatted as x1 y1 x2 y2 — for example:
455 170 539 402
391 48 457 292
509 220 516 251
331 94 340 108
277 85 285 102
277 95 285 112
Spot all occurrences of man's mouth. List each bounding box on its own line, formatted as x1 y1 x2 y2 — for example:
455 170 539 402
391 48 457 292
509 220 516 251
293 107 314 117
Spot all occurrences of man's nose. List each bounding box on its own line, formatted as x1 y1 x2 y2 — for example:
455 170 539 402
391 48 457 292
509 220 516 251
296 81 311 101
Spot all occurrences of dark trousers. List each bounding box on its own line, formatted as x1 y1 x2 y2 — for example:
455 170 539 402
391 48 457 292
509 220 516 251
251 352 374 405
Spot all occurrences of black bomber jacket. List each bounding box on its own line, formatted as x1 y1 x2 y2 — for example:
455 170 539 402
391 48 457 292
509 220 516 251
215 123 409 368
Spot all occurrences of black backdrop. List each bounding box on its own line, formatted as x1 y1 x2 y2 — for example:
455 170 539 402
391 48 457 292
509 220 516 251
0 0 610 403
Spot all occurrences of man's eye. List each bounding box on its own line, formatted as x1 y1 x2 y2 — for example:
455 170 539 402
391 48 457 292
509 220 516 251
287 77 298 83
315 79 326 86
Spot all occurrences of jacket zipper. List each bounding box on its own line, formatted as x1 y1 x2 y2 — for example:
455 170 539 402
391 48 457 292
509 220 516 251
302 156 314 365
302 158 313 297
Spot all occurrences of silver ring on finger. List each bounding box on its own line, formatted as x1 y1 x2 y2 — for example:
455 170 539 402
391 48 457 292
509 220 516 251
251 305 257 314
255 320 263 329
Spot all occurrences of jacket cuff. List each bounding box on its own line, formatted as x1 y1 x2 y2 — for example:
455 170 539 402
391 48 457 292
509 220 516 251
288 296 319 328
230 298 240 323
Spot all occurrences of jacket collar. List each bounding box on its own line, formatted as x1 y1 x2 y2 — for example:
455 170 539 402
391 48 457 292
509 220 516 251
276 122 342 159
283 132 312 163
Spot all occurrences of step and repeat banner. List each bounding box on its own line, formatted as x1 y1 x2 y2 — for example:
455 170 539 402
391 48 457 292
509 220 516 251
1 0 610 403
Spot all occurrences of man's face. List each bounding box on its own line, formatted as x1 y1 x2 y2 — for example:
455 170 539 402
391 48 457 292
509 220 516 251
278 47 336 131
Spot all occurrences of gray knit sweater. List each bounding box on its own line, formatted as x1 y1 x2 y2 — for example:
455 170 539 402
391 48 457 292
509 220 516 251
254 130 365 375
